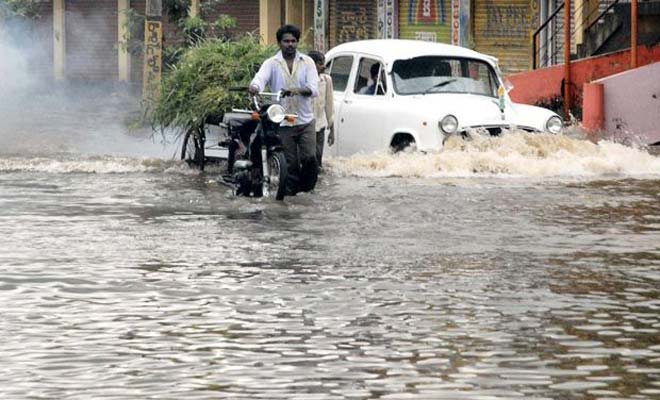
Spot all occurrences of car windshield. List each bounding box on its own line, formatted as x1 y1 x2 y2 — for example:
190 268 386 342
392 56 499 97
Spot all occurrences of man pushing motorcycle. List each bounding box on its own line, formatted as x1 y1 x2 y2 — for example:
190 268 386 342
249 24 319 195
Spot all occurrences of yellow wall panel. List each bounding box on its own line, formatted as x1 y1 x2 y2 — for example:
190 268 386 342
472 0 540 75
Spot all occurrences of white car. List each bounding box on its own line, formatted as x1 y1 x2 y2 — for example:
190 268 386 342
324 39 563 155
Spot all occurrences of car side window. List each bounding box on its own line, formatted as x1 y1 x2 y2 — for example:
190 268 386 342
465 60 497 97
327 56 353 93
354 58 387 96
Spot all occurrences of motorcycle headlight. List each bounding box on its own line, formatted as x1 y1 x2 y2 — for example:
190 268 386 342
266 104 286 124
546 115 563 134
439 114 458 134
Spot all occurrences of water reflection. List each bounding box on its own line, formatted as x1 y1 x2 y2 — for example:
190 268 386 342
1 161 660 398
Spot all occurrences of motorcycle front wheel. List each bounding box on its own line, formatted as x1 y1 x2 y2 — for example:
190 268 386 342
265 150 288 201
181 128 205 170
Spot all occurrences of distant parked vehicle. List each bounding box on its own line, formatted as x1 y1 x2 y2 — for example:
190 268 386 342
323 39 564 155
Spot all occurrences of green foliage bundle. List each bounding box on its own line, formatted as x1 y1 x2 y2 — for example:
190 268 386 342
151 34 276 137
180 15 207 46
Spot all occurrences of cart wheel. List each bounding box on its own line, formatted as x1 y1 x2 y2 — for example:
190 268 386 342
181 128 205 170
227 140 237 174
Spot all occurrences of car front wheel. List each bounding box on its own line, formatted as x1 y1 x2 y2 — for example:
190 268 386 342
390 133 416 153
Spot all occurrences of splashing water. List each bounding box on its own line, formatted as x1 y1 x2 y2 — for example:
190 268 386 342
1 130 657 179
0 155 194 174
325 131 660 179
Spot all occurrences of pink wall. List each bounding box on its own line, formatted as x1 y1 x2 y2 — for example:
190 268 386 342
597 62 660 145
506 45 660 106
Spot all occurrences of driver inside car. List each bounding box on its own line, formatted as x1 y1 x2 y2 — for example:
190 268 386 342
359 63 385 95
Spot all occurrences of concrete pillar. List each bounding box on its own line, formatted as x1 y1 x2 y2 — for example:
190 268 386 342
301 0 314 45
284 0 313 44
587 0 599 26
53 0 66 80
189 0 199 18
564 0 572 120
143 0 162 100
631 0 638 68
582 82 604 140
260 0 282 45
574 0 584 45
313 0 328 51
146 0 162 17
285 0 303 27
118 0 131 82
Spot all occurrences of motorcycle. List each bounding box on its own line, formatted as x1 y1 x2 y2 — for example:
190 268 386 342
181 90 296 201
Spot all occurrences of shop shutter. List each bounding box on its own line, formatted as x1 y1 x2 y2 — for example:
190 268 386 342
65 0 118 81
329 0 378 49
398 0 451 43
473 0 540 75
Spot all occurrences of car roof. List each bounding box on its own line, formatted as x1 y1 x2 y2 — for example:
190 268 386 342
326 39 499 67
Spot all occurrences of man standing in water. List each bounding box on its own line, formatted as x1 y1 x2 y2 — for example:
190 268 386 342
249 24 319 194
308 50 334 169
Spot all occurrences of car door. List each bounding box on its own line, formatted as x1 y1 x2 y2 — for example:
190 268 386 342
326 54 355 158
336 56 388 156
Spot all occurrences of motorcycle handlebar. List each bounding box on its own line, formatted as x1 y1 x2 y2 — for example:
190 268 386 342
251 89 301 101
249 90 295 107
235 88 302 111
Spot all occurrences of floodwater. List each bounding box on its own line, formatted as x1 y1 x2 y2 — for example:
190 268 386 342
1 87 659 399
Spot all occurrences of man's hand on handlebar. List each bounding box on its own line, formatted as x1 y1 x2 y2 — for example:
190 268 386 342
281 88 312 98
248 85 260 96
280 88 298 98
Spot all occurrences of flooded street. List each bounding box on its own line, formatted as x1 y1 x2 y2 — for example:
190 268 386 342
1 87 659 399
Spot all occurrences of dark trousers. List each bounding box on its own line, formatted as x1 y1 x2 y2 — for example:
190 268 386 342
315 128 325 168
279 121 318 193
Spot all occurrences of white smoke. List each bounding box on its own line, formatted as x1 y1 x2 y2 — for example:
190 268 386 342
0 18 40 92
0 40 30 90
0 11 177 159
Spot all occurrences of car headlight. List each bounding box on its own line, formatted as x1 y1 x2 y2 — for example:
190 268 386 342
546 115 563 134
439 115 458 134
266 104 286 123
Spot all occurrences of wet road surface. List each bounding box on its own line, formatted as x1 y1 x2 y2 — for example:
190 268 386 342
0 86 659 399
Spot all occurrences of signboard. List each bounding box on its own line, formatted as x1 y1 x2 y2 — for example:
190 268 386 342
399 0 450 43
378 0 385 38
314 0 327 51
142 20 162 100
451 0 460 45
378 0 397 39
336 3 371 43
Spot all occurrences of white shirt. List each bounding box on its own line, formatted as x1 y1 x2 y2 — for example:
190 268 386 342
250 51 319 126
313 73 335 132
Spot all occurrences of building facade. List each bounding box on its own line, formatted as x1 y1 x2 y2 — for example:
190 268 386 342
2 0 564 83
312 0 540 74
